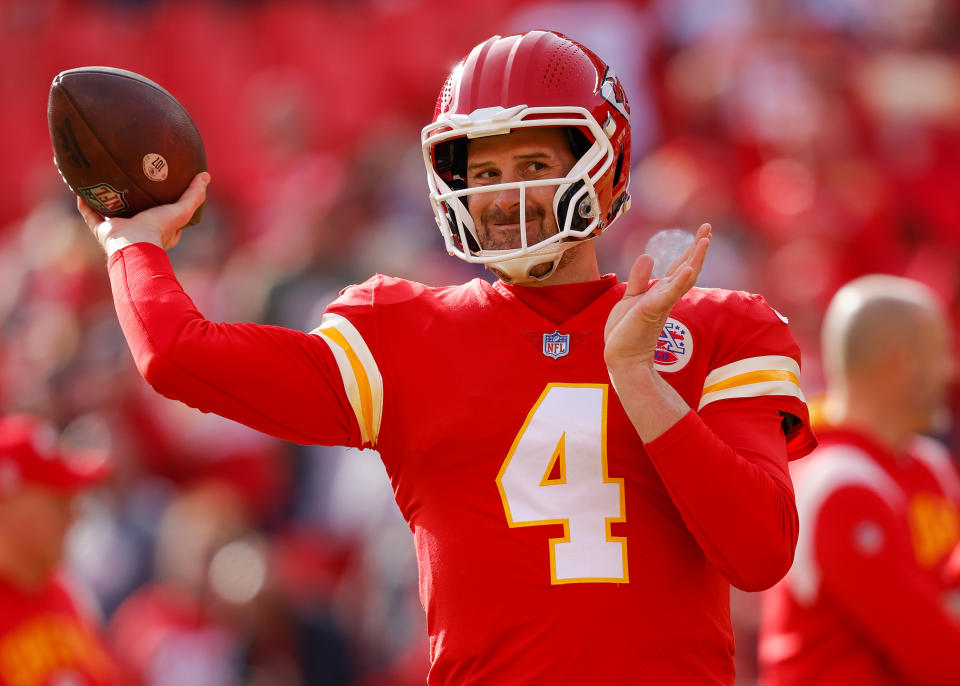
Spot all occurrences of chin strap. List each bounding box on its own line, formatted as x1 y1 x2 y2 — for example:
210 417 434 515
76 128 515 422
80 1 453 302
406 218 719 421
491 259 562 285
481 244 566 284
482 237 598 284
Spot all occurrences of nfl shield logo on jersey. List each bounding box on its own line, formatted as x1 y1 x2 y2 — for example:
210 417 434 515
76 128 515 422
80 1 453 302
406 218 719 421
542 331 570 360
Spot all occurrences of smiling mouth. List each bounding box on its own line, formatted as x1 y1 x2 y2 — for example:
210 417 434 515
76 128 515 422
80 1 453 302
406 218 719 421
490 219 536 231
482 218 544 249
489 214 542 230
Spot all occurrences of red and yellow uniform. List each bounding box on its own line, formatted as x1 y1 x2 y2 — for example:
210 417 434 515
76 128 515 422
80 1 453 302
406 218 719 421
0 574 119 686
759 427 960 686
108 243 815 685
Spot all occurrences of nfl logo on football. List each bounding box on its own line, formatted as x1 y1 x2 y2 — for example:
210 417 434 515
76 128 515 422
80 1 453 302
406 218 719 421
79 183 128 214
542 331 570 360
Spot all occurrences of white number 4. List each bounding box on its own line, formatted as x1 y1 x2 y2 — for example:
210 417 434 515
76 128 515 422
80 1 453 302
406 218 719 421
496 384 629 584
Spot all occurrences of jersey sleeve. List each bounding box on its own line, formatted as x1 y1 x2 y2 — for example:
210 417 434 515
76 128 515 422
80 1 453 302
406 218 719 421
107 242 374 448
644 402 798 591
309 280 387 448
639 289 816 591
813 486 960 685
695 290 816 460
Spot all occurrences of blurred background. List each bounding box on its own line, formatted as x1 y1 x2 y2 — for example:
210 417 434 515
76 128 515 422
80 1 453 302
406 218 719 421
1 0 959 683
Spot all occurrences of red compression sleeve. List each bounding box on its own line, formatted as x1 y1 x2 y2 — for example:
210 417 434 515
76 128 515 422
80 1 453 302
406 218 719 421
108 243 361 446
643 401 797 591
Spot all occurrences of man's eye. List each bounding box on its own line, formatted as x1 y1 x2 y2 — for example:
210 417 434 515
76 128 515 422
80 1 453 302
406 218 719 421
526 161 549 174
472 169 499 182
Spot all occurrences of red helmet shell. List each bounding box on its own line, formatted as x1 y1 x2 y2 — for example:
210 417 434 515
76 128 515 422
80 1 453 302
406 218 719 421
423 31 632 282
432 30 630 223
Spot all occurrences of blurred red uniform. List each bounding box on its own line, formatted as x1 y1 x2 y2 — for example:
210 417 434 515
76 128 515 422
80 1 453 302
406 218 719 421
0 415 119 686
760 426 960 686
108 244 815 684
0 574 119 686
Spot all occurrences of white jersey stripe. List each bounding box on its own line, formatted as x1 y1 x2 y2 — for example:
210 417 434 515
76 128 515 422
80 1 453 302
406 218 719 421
703 355 801 388
310 313 383 446
699 381 805 410
699 355 804 410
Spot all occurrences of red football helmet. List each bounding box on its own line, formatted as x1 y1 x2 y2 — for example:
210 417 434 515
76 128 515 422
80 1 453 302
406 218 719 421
421 30 632 283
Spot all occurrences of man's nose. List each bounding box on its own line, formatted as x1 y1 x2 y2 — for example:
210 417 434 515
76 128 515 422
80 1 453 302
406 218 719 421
489 184 522 213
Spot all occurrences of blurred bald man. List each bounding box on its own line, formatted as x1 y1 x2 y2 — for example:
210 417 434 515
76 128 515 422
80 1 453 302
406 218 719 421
759 275 960 686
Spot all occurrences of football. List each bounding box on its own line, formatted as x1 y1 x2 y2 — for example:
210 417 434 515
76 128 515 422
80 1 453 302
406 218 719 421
48 66 206 224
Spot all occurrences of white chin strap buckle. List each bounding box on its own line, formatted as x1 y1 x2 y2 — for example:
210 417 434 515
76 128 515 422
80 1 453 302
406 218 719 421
483 244 570 284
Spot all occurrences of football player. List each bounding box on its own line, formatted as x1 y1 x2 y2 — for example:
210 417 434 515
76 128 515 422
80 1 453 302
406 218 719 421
759 275 960 686
79 31 815 685
0 414 119 686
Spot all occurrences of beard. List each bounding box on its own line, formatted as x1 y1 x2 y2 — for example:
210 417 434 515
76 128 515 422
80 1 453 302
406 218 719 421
476 203 554 251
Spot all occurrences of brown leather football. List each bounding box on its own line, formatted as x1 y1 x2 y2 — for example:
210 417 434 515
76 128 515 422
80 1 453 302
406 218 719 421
48 66 206 224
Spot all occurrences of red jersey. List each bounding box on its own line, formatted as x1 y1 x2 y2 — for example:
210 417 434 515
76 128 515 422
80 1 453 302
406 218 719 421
108 244 816 685
759 428 960 686
0 573 120 686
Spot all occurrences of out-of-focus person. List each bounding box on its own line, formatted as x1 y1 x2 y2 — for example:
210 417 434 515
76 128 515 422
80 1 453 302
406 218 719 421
759 275 960 686
0 413 119 686
108 481 358 686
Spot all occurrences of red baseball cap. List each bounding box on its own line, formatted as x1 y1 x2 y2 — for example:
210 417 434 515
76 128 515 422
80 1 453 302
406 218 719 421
0 414 111 497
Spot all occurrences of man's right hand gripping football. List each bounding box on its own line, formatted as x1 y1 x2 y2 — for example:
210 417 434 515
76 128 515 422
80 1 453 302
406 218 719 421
78 172 211 255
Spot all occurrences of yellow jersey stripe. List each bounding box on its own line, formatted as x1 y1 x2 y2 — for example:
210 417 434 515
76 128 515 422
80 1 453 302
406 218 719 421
317 327 374 442
310 313 383 446
703 354 800 388
699 380 805 410
702 369 800 396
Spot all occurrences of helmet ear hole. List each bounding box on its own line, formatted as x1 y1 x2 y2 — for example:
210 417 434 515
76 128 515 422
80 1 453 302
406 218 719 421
436 138 469 183
609 191 630 222
612 151 625 189
436 137 474 249
556 180 590 232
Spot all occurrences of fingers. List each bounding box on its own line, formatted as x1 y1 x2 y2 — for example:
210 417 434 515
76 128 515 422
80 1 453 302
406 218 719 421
75 173 211 255
77 196 105 231
655 265 695 306
76 172 210 233
664 238 695 279
640 223 711 304
192 171 211 194
171 172 210 226
688 226 711 279
626 222 711 301
77 196 115 245
660 224 711 279
624 254 654 297
664 223 712 278
664 233 709 297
